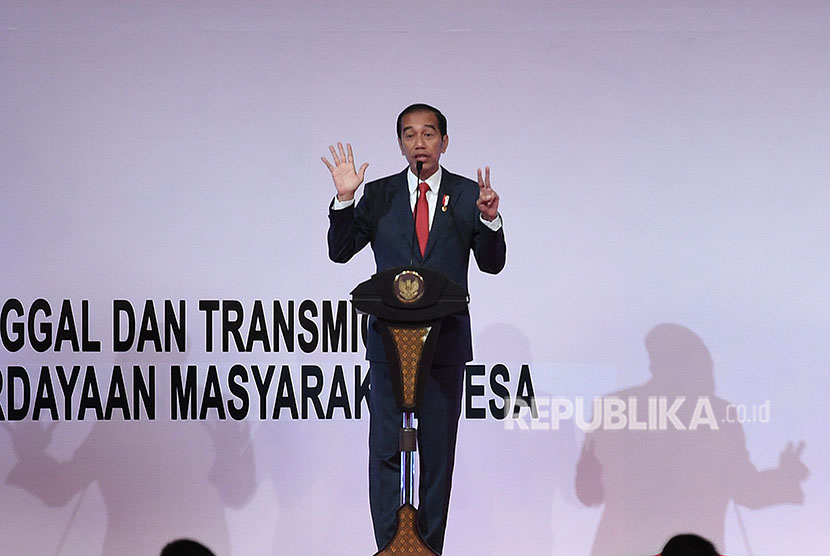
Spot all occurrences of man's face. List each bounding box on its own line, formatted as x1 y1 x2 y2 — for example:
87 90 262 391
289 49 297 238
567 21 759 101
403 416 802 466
398 110 448 179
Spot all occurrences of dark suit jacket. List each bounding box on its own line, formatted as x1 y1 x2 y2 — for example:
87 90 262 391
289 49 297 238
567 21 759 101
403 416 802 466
328 167 506 364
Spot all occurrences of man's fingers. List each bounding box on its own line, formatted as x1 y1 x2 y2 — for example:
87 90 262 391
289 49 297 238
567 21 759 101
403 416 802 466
347 143 354 165
329 144 340 164
357 162 369 179
321 156 334 171
477 176 499 221
477 166 492 190
337 142 347 164
478 190 498 203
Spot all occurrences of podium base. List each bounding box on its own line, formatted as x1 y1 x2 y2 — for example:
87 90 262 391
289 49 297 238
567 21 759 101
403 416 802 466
373 504 438 555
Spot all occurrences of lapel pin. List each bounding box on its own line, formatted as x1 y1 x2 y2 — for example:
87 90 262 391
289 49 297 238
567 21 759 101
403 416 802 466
442 194 449 212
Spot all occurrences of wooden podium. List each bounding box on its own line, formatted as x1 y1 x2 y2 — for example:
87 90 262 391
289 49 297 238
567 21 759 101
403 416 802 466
351 267 469 556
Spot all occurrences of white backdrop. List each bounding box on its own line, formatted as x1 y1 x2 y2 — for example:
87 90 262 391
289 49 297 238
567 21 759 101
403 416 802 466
1 2 828 555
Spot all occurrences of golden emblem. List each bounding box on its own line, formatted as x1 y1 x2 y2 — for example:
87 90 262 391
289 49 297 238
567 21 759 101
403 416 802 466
394 270 425 304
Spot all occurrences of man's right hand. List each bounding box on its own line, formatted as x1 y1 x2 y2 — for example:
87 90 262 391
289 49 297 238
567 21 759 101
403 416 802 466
321 142 369 202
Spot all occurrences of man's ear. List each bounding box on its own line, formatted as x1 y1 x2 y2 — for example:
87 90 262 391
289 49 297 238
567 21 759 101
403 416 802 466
398 137 405 155
440 135 449 154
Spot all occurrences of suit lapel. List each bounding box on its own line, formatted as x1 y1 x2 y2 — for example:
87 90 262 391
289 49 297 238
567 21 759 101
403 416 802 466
422 169 457 260
390 169 417 250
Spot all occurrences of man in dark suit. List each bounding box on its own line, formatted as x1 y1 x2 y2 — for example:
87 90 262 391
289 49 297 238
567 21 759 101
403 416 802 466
323 103 506 554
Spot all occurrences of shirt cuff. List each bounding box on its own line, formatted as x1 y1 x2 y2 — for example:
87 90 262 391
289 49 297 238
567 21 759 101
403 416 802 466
480 213 502 231
331 196 355 210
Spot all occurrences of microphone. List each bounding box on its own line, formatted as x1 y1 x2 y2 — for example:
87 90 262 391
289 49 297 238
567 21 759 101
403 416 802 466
409 162 425 266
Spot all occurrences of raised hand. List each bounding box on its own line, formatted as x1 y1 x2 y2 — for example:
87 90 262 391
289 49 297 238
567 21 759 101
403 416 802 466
321 142 369 202
476 165 500 221
575 438 605 506
778 441 809 481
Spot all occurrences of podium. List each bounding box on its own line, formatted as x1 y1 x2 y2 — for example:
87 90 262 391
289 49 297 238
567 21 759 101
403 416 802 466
351 267 469 556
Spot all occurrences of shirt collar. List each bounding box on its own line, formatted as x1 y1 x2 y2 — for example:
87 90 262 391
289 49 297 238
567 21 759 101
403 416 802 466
407 166 442 196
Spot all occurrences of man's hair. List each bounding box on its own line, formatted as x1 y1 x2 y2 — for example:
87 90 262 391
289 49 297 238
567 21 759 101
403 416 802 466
161 539 216 556
661 534 719 556
396 103 447 138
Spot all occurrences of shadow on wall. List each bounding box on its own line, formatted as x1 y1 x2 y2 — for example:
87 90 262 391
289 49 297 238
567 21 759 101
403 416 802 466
454 322 580 554
257 350 370 555
576 323 809 556
3 350 256 555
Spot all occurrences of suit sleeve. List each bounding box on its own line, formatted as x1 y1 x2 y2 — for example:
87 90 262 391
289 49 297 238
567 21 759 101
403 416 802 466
471 213 506 274
327 187 374 263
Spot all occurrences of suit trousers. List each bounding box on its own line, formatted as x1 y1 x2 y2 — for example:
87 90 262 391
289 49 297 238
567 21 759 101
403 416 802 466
368 359 465 555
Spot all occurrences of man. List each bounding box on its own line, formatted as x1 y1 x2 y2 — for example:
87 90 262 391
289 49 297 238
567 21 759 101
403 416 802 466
323 103 506 554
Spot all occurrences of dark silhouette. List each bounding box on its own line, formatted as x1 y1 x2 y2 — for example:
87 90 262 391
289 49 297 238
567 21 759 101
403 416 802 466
660 533 719 556
576 323 808 555
161 538 217 556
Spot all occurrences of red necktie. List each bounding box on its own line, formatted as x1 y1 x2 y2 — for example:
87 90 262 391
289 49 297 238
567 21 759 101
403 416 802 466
415 182 429 257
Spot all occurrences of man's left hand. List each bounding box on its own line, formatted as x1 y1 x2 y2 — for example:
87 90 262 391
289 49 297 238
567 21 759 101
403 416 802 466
476 166 500 221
